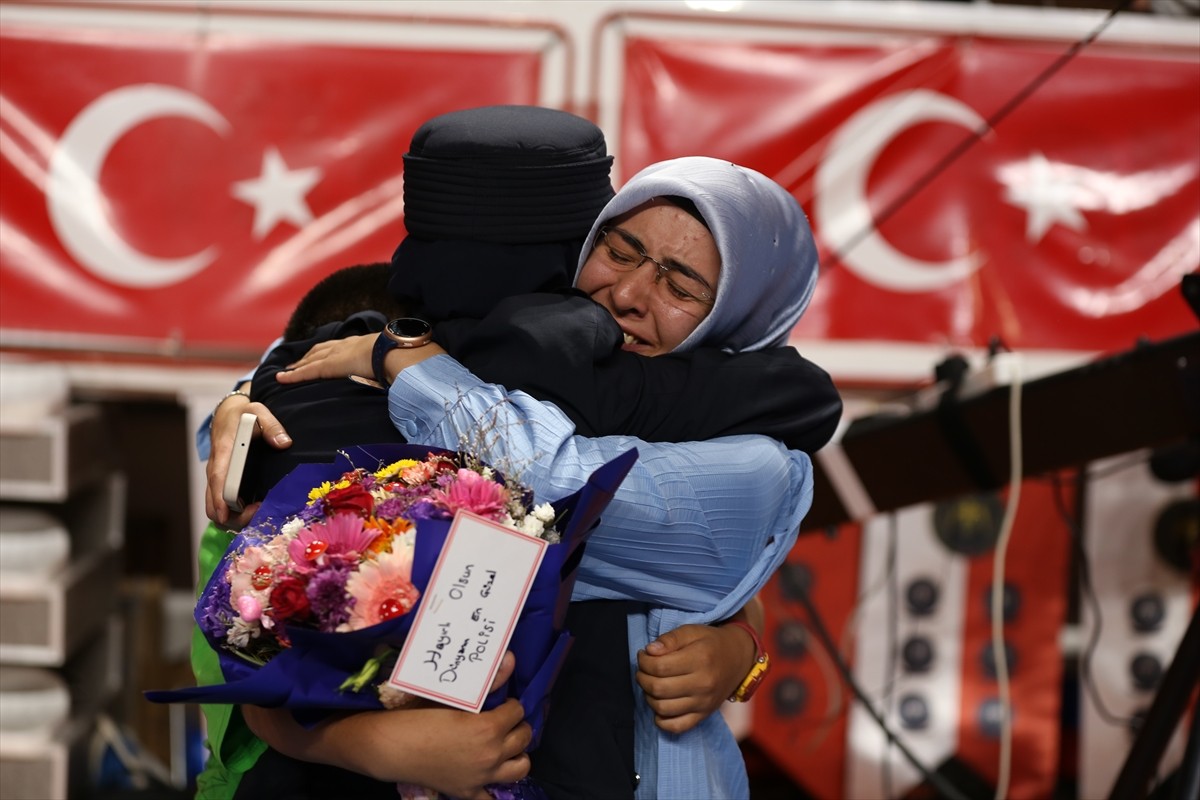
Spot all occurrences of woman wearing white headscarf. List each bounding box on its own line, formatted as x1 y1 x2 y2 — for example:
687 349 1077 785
279 156 823 798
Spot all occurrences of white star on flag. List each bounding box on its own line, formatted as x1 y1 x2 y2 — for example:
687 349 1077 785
232 147 323 240
999 152 1091 244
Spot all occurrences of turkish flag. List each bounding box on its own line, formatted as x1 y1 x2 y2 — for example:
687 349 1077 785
618 33 1199 354
0 19 542 353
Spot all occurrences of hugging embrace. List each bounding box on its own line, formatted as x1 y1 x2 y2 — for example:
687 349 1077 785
192 105 842 800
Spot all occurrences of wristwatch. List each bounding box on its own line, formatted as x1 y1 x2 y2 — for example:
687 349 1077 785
724 620 770 703
371 318 433 387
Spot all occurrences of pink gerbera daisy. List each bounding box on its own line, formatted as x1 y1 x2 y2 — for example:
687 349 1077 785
340 547 420 631
432 469 508 520
288 513 379 569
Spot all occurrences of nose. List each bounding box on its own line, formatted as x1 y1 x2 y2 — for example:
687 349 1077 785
608 261 658 315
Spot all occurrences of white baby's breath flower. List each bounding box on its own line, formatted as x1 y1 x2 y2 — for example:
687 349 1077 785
227 617 261 649
532 503 555 523
519 516 545 538
280 518 305 537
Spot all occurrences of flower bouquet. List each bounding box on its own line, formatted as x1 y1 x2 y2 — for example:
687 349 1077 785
148 443 636 797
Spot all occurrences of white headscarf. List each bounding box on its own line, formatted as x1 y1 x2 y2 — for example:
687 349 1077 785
574 156 818 353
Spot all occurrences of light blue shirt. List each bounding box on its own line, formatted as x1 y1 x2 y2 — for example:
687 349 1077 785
389 355 814 800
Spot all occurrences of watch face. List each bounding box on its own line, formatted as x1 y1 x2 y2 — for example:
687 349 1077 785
387 318 432 339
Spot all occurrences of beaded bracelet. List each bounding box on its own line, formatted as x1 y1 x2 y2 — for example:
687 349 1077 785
723 620 770 703
209 389 250 430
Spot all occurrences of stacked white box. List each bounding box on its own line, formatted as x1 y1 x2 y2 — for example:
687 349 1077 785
0 399 126 800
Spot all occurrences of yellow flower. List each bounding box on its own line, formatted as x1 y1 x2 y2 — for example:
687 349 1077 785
375 459 419 481
307 477 353 503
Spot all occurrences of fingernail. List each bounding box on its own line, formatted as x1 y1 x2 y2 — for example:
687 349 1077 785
645 641 664 654
275 434 292 446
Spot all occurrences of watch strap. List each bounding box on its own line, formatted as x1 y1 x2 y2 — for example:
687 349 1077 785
371 331 395 388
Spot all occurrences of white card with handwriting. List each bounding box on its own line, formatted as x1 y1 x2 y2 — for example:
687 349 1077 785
387 511 548 712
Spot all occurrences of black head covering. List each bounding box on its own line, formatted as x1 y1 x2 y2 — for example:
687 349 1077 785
400 105 614 244
390 105 615 321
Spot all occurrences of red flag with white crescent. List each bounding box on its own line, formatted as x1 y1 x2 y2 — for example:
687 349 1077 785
617 32 1198 355
0 17 542 353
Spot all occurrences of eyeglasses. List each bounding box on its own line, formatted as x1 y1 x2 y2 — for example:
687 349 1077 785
593 227 715 309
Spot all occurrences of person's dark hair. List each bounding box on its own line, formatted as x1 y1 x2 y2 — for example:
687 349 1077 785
283 263 413 341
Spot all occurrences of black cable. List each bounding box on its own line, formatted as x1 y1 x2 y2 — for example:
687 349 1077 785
882 513 899 800
1049 472 1131 728
778 568 973 800
833 0 1135 266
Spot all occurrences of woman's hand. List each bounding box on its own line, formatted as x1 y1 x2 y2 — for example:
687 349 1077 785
243 652 531 799
350 699 531 797
275 334 446 386
204 384 292 527
275 334 375 383
635 622 755 734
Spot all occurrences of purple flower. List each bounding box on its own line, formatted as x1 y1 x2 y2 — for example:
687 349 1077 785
306 563 354 631
296 504 323 524
198 578 233 641
405 499 451 522
485 778 549 800
374 496 412 521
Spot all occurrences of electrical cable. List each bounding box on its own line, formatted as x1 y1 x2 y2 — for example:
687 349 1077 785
990 359 1024 800
760 592 845 754
838 524 899 661
804 528 901 752
801 617 848 752
883 512 899 800
1049 472 1132 728
780 568 973 800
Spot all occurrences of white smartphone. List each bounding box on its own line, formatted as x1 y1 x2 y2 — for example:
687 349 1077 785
221 412 259 514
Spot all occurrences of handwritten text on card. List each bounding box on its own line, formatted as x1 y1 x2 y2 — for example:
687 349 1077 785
388 511 547 712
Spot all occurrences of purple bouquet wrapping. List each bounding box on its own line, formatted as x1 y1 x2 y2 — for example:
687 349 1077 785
148 443 636 796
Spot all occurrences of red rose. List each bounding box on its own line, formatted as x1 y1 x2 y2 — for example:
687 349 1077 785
324 483 375 516
269 576 311 622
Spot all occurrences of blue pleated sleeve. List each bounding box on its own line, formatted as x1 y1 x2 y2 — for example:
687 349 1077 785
389 355 814 798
